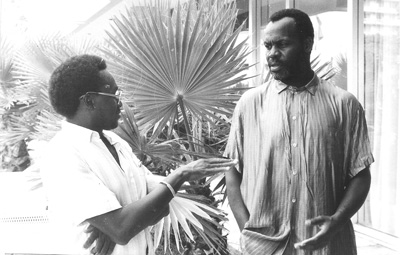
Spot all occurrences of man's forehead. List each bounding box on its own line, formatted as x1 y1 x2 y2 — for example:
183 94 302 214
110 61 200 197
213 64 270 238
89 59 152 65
264 17 297 38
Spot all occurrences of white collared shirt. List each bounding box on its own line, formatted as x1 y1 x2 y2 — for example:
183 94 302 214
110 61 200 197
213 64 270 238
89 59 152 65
41 121 154 255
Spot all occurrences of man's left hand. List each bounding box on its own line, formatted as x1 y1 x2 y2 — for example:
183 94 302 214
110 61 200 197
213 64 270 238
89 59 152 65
294 215 342 251
84 224 116 255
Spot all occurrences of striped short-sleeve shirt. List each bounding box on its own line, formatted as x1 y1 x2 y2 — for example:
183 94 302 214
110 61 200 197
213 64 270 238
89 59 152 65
224 74 374 255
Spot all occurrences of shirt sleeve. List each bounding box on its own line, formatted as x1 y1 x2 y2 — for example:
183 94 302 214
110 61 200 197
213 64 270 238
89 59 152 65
347 100 375 177
41 145 122 226
224 98 244 173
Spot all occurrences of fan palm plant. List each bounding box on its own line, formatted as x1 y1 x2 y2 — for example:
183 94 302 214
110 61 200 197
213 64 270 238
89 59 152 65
102 0 252 151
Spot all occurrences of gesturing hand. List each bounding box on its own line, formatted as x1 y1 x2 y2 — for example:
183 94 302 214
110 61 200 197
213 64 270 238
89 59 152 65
84 224 116 255
180 158 238 182
294 215 342 251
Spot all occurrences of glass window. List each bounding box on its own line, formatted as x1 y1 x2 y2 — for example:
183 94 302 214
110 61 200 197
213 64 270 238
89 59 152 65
362 0 400 238
236 0 249 30
261 0 286 26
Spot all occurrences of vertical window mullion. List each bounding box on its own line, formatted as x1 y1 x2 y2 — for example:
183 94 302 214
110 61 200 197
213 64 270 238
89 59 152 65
348 0 364 105
286 0 295 8
249 0 262 87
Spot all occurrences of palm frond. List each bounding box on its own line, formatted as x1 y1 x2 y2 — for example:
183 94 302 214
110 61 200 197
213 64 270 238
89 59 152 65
0 37 20 109
310 52 338 80
102 0 251 140
113 103 187 165
151 193 227 254
8 34 103 141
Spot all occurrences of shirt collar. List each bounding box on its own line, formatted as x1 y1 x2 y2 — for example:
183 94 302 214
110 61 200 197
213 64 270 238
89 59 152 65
61 121 118 145
274 73 318 95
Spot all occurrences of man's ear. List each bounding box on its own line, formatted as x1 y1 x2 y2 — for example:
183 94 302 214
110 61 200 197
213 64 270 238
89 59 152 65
303 37 314 54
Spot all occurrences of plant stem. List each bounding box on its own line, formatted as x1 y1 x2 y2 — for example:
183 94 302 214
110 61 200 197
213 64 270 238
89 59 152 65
177 95 196 154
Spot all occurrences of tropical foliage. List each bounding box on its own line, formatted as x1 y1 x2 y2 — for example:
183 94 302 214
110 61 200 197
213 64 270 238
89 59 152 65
0 36 31 171
103 0 251 144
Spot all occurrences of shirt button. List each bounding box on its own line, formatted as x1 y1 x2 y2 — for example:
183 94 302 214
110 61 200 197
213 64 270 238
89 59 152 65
292 143 297 147
291 198 296 203
293 171 297 175
292 116 297 120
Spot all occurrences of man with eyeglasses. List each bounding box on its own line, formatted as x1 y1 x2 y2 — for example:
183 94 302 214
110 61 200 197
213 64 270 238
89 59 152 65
41 54 236 255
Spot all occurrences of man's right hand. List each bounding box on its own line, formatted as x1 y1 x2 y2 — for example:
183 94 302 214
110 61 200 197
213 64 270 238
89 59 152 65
84 224 116 255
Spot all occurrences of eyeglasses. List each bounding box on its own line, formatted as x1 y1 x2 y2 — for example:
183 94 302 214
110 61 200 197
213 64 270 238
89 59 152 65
80 89 122 105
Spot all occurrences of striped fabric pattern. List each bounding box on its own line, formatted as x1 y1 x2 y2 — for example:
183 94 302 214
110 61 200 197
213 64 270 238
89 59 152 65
225 74 374 255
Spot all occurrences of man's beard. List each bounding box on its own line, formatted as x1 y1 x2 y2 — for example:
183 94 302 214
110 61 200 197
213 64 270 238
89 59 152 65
270 66 291 82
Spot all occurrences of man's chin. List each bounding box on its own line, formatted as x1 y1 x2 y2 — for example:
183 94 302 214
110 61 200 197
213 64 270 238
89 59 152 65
105 122 120 131
271 73 286 82
271 70 290 82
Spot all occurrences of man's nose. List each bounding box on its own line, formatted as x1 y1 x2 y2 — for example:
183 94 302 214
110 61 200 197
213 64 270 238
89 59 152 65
267 46 280 57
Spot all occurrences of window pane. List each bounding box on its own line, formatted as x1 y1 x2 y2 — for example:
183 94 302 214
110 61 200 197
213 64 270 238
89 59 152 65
236 0 249 30
261 0 286 27
363 0 400 237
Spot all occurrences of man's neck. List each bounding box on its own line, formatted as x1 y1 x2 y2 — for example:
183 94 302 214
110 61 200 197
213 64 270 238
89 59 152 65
283 69 314 88
66 116 102 134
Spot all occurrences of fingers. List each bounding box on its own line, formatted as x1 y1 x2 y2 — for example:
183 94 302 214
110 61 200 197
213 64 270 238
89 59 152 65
203 158 238 172
90 233 105 254
83 225 99 249
83 225 116 255
206 158 238 166
93 233 117 255
183 158 238 181
294 216 332 251
84 224 95 233
97 235 111 255
294 232 325 250
306 216 330 227
106 241 116 255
